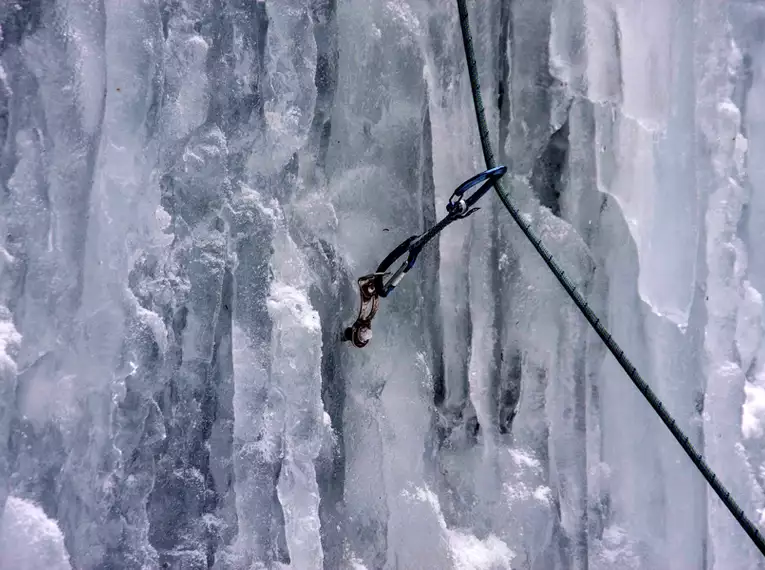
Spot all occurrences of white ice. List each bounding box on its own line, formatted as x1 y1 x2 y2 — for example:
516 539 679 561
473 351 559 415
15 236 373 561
0 0 764 568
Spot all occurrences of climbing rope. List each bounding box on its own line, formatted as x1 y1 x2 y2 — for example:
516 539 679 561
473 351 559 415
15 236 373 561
455 0 765 558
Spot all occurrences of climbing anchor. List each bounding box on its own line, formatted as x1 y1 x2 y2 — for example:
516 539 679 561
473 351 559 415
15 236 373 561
343 165 507 348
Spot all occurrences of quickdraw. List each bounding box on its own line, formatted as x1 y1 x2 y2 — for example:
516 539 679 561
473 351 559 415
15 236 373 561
343 165 507 348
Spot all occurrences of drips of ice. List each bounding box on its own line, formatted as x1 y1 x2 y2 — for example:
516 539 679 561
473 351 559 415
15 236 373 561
269 283 324 570
1 0 765 568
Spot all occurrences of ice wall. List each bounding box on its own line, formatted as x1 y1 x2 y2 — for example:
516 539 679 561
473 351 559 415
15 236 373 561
1 0 765 569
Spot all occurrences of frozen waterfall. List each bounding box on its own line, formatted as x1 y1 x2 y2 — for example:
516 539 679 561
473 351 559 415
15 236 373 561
2 0 765 568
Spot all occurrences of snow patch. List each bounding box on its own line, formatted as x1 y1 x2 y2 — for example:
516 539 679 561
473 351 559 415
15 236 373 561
401 485 515 568
448 530 516 570
0 497 72 570
267 284 320 333
0 309 21 374
743 383 765 440
592 525 642 570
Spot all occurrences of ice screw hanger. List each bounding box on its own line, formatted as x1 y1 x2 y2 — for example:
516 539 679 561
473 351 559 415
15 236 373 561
343 165 507 348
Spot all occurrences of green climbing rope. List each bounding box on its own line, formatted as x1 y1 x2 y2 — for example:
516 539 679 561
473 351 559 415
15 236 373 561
455 0 765 558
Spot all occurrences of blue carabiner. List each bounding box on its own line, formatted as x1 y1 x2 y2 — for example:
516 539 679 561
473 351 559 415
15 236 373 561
451 165 507 198
446 165 507 216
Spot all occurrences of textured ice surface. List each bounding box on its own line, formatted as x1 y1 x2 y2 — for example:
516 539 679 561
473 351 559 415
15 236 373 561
2 0 765 568
0 497 72 570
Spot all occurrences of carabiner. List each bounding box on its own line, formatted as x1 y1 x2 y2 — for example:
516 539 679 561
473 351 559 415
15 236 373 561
343 165 508 348
343 274 380 348
374 235 420 298
447 165 507 218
